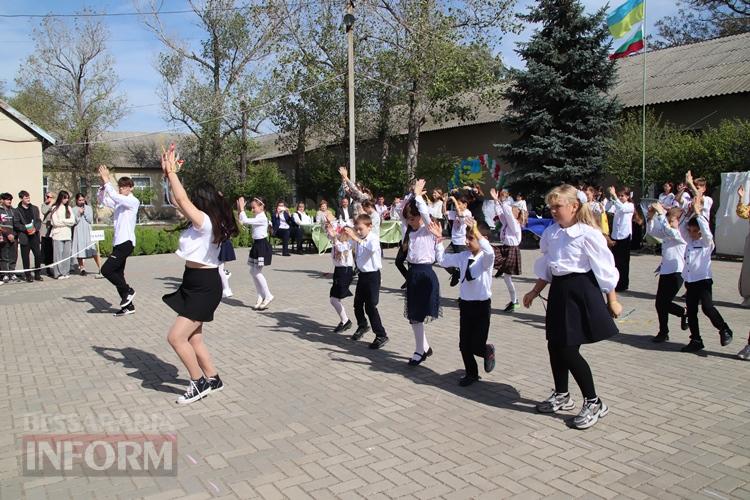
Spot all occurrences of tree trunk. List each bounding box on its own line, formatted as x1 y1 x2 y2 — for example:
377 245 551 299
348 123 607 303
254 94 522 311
377 88 392 168
406 80 422 181
294 116 307 202
240 100 248 181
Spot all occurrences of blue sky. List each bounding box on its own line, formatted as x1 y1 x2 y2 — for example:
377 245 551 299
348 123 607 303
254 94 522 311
0 0 679 133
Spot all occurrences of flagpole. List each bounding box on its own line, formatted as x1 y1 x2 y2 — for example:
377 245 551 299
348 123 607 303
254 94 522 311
641 2 647 196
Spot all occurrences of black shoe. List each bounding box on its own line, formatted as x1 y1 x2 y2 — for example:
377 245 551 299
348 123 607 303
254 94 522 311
177 377 211 405
120 288 136 308
494 269 502 278
26 275 34 283
282 253 291 257
369 336 389 349
681 311 689 331
208 374 224 392
400 282 407 289
652 333 669 343
34 273 43 282
503 301 519 313
408 347 433 366
681 340 705 353
351 325 370 341
113 307 135 317
333 320 352 333
719 327 733 347
80 269 87 276
449 273 460 287
484 344 496 373
459 375 480 387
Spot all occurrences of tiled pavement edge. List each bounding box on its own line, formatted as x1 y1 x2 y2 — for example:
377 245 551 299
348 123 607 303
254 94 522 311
0 247 748 499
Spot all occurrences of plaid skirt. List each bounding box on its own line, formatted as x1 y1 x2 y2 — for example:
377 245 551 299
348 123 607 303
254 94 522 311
493 244 521 275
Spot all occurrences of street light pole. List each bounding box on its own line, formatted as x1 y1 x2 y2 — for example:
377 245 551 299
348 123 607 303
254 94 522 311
345 1 356 183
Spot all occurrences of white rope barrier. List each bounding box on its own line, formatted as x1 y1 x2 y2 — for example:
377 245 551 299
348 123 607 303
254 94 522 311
0 242 98 274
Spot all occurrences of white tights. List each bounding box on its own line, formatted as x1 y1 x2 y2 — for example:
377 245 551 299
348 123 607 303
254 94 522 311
410 322 430 360
249 265 271 301
502 274 517 303
218 263 231 292
330 297 349 323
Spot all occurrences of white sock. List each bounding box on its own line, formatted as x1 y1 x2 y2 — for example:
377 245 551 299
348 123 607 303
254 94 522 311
330 297 349 323
219 263 230 291
503 274 517 303
411 322 429 359
250 267 271 300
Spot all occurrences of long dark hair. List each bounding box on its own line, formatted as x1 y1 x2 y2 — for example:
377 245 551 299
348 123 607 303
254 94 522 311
53 190 71 218
174 182 238 244
75 193 88 205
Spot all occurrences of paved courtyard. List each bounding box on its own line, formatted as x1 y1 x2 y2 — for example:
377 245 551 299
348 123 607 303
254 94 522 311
0 246 748 500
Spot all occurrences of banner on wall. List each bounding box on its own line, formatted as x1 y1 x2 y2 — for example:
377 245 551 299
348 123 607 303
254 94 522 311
448 154 504 190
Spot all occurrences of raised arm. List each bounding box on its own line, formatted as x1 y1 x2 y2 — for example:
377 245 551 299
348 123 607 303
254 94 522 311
161 146 205 230
98 186 115 209
413 179 431 226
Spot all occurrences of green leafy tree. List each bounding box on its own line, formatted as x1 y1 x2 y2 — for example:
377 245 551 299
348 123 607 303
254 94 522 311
652 0 749 48
232 162 292 206
498 0 620 195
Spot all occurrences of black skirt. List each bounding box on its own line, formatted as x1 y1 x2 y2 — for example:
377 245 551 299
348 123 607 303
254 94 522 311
219 239 236 262
248 238 272 267
546 271 619 346
330 266 354 299
405 263 441 323
162 267 222 322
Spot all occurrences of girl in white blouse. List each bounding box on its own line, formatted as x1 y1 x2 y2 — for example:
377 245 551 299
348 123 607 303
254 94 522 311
237 196 274 310
402 179 443 366
490 188 523 312
324 213 355 334
523 184 622 430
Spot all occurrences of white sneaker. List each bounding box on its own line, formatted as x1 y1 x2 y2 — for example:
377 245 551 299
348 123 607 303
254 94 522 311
222 288 233 298
738 343 750 360
258 295 274 310
252 297 263 310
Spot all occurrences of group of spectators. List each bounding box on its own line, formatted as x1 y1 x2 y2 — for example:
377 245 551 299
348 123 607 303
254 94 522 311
0 190 102 283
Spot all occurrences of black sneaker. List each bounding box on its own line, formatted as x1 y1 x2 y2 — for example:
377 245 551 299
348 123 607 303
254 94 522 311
120 288 136 308
113 308 135 317
208 375 224 393
177 377 211 404
369 336 389 349
719 327 733 347
26 275 34 283
351 325 370 341
681 340 705 353
681 311 689 331
503 301 519 313
459 375 480 387
484 344 496 373
449 272 460 287
652 333 669 343
80 269 87 277
333 320 352 333
34 274 43 282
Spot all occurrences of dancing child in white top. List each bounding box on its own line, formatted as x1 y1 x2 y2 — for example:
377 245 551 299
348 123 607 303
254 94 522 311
324 213 355 334
237 197 274 310
490 188 523 312
607 185 634 291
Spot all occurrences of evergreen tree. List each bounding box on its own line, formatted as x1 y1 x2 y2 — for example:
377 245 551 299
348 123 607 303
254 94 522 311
498 0 620 195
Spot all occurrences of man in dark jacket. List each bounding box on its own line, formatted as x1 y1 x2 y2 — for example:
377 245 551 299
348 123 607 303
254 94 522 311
271 200 294 256
15 190 43 282
0 192 20 282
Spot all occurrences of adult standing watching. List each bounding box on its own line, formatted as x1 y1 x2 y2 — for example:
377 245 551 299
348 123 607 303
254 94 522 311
15 190 43 282
40 191 56 276
0 193 19 283
72 193 103 277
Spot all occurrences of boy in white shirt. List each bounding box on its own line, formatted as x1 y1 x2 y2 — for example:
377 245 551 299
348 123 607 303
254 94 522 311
685 171 713 221
361 200 381 236
97 165 140 316
681 197 733 353
431 219 496 387
607 185 635 292
344 214 389 349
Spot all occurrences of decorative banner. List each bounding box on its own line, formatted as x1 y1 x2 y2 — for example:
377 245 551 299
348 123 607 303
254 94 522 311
90 230 106 242
449 154 502 190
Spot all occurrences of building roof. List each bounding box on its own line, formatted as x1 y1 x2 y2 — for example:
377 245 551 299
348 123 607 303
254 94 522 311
0 99 56 147
613 32 750 107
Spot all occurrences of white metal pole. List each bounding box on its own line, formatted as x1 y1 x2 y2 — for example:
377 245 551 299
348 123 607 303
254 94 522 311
346 0 356 183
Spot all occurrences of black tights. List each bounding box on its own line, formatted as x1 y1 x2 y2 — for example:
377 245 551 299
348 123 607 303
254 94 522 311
548 344 596 400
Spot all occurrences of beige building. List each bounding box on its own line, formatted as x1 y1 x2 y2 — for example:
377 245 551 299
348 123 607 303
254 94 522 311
0 100 56 206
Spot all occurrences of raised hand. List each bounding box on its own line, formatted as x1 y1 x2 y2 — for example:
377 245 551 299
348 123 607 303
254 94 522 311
338 166 349 179
685 170 693 184
414 179 426 197
489 188 499 201
608 186 616 198
427 220 442 239
237 197 246 213
738 185 745 199
98 165 110 183
693 194 703 215
464 215 476 229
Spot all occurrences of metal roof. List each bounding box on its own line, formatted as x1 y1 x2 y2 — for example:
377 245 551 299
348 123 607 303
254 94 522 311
613 32 750 107
0 99 56 147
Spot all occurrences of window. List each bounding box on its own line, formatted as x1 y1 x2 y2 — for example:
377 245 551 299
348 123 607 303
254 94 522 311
161 178 173 206
78 177 100 201
131 176 154 207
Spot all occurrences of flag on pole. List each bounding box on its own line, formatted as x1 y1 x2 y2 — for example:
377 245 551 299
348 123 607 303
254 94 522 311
607 0 645 39
609 25 644 59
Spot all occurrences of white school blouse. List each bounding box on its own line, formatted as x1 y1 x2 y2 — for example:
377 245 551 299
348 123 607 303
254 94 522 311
354 231 382 272
430 200 444 220
495 201 521 246
682 216 714 283
293 211 312 225
407 196 438 264
239 211 269 239
435 238 494 301
646 214 687 275
369 210 381 236
176 212 220 267
98 183 140 246
701 196 713 221
331 238 354 268
659 192 676 208
447 210 467 245
608 198 634 240
534 222 619 293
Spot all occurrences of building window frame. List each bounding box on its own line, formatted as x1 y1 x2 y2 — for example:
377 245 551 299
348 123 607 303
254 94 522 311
130 176 154 208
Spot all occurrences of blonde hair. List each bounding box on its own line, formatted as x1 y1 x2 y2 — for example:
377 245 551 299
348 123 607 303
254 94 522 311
545 184 596 227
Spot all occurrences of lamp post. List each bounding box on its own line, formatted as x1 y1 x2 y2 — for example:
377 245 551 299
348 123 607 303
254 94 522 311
344 2 356 183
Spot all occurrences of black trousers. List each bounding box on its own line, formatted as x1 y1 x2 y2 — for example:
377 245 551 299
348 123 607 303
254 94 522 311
291 226 304 253
354 271 386 337
685 279 727 342
395 243 409 279
102 241 134 300
655 273 685 334
548 344 596 399
0 240 17 273
276 228 291 255
459 299 491 377
20 233 42 277
611 236 631 291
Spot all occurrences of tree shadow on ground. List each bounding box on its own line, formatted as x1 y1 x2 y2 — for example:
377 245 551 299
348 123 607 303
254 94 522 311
264 310 569 420
91 346 188 395
64 295 116 314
